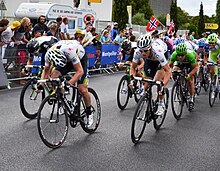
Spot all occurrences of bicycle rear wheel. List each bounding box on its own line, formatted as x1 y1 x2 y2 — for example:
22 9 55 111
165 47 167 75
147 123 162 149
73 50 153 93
131 94 149 143
117 75 130 110
37 95 68 149
80 88 101 134
20 79 45 119
171 81 184 120
153 88 169 130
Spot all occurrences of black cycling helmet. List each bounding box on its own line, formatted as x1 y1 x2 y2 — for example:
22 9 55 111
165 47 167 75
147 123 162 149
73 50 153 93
27 39 40 54
121 40 131 52
41 37 58 51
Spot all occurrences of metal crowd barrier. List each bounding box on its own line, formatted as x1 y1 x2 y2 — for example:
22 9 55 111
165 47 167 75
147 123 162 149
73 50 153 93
0 44 123 88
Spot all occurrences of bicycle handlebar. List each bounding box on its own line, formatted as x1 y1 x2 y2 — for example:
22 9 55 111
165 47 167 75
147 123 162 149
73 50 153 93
133 76 162 85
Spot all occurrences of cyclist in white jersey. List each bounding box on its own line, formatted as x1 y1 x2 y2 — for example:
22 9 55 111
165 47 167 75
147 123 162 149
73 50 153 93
40 40 93 126
130 33 172 115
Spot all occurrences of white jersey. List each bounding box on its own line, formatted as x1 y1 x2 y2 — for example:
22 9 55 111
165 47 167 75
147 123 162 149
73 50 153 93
45 40 83 66
132 40 168 67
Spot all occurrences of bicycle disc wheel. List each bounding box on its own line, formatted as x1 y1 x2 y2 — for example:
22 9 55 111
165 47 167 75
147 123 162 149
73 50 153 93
171 81 184 120
209 83 216 107
131 94 149 143
80 88 101 134
37 95 68 149
153 88 169 130
20 79 45 119
117 75 130 110
134 80 144 103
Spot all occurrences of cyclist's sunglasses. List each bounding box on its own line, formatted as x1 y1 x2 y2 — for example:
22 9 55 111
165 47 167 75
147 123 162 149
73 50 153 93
140 49 149 53
177 54 185 57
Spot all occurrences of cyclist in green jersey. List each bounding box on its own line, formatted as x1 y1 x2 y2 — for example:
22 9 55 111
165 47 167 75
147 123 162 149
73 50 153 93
207 33 220 80
169 43 198 111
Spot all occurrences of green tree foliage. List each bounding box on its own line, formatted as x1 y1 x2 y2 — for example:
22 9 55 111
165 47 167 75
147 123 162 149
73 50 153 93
129 0 153 20
198 2 205 37
170 0 178 33
156 14 166 27
216 0 220 32
132 13 148 25
112 0 129 30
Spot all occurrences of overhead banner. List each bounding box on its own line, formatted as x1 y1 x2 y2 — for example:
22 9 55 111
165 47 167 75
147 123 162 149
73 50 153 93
88 0 102 3
205 23 219 30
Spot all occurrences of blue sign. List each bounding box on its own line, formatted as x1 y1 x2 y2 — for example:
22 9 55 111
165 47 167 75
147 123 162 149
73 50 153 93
100 44 120 65
31 53 42 74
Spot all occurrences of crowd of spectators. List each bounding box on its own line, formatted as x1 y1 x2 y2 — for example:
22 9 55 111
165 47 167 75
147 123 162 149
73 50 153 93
0 15 136 83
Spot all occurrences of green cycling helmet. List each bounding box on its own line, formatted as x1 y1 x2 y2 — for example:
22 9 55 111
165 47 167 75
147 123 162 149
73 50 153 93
207 34 217 43
176 43 187 55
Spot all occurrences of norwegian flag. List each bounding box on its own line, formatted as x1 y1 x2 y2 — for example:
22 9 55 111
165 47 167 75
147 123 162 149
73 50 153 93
168 20 175 35
146 16 160 32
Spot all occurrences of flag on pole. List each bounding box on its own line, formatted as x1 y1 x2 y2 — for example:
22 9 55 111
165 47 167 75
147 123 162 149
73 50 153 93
168 19 175 35
146 16 160 32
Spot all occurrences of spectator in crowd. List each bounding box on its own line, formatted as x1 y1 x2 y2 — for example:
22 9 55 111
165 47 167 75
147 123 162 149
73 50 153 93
113 29 124 46
32 15 49 37
0 18 9 35
101 30 112 44
190 31 195 40
90 27 96 36
0 18 9 59
56 16 62 40
13 17 31 44
1 21 21 57
92 32 102 68
74 29 85 44
24 23 33 42
60 17 71 40
111 22 119 41
128 27 133 38
82 22 93 47
129 35 136 48
47 23 59 39
101 23 111 40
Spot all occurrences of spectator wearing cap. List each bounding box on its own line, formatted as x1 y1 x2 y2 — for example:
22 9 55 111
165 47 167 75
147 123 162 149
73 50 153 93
32 15 49 37
110 22 119 41
82 22 94 47
74 29 85 44
60 17 72 40
1 21 21 48
1 21 21 63
12 17 31 45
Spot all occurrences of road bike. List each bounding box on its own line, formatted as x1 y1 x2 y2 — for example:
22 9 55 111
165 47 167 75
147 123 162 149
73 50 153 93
194 59 210 95
19 65 52 119
116 63 144 110
171 66 193 120
207 62 220 107
131 76 169 144
37 77 101 149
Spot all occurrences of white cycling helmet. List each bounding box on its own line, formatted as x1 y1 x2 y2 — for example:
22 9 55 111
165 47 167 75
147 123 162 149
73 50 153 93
76 45 85 59
46 49 67 67
137 33 152 50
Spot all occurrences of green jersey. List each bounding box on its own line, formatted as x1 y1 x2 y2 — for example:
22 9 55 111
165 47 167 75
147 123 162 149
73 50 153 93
170 50 197 65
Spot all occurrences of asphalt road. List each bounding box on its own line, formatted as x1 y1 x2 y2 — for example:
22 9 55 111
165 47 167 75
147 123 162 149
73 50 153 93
1 72 220 171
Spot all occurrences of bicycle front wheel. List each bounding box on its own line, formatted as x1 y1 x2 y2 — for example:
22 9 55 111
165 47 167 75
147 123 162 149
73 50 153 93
20 79 45 119
37 95 68 149
209 83 217 107
80 88 101 134
153 88 169 130
117 75 130 110
131 94 149 144
171 81 184 120
134 80 144 103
